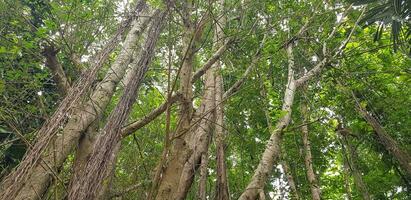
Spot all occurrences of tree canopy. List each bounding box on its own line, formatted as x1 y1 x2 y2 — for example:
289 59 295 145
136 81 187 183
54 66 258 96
0 0 410 199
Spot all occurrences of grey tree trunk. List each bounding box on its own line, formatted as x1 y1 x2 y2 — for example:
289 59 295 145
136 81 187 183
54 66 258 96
155 23 198 200
1 7 152 200
281 159 300 200
301 101 321 200
67 9 167 199
239 44 296 200
338 127 371 200
213 1 230 199
155 2 209 198
174 60 216 200
353 93 411 178
70 10 153 195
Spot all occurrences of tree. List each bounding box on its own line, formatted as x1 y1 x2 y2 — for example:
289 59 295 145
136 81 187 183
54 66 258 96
1 0 410 199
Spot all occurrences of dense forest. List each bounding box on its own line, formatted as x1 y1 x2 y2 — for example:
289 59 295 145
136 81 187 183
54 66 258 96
0 0 410 199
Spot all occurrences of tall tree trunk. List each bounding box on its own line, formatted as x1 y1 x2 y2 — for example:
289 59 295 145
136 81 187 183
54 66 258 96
281 159 300 200
214 0 230 199
215 72 230 200
342 148 352 200
300 100 321 200
70 10 153 194
67 9 167 199
174 61 216 200
239 43 297 200
155 20 197 200
155 2 208 198
0 2 150 197
0 6 153 200
352 93 411 178
338 127 371 200
197 152 209 200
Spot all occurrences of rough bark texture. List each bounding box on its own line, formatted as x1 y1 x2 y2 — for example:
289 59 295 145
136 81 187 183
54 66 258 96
0 5 152 200
353 93 411 178
197 152 209 200
213 1 230 199
70 7 153 184
0 12 139 200
215 72 230 200
301 101 321 200
68 9 166 199
239 44 296 200
174 63 216 200
155 22 197 200
155 3 208 198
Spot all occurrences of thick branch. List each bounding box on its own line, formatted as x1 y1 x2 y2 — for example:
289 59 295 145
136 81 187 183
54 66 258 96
352 93 411 178
121 93 182 137
192 39 231 83
43 45 71 95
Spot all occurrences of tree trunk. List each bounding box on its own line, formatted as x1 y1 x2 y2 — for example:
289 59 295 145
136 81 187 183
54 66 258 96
1 7 153 200
70 9 153 191
215 72 230 200
281 159 300 200
155 25 197 200
342 148 352 200
238 44 296 200
258 190 265 200
301 100 321 200
155 3 208 198
174 61 216 200
353 93 411 178
213 1 230 199
338 127 371 200
67 9 166 199
197 152 209 200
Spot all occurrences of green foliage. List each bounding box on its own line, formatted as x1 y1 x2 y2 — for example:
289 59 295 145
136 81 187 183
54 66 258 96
1 0 410 199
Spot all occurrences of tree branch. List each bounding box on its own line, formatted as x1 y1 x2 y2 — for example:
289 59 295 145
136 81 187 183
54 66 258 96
121 93 182 137
42 45 71 96
192 39 231 83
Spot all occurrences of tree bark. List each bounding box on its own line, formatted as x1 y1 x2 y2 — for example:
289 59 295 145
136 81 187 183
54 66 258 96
281 159 300 200
300 100 321 200
197 152 209 200
42 45 71 96
215 71 230 200
154 2 211 198
67 9 167 199
0 6 152 200
352 93 411 178
174 60 216 200
155 11 198 200
238 44 296 200
70 7 153 187
212 1 230 199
